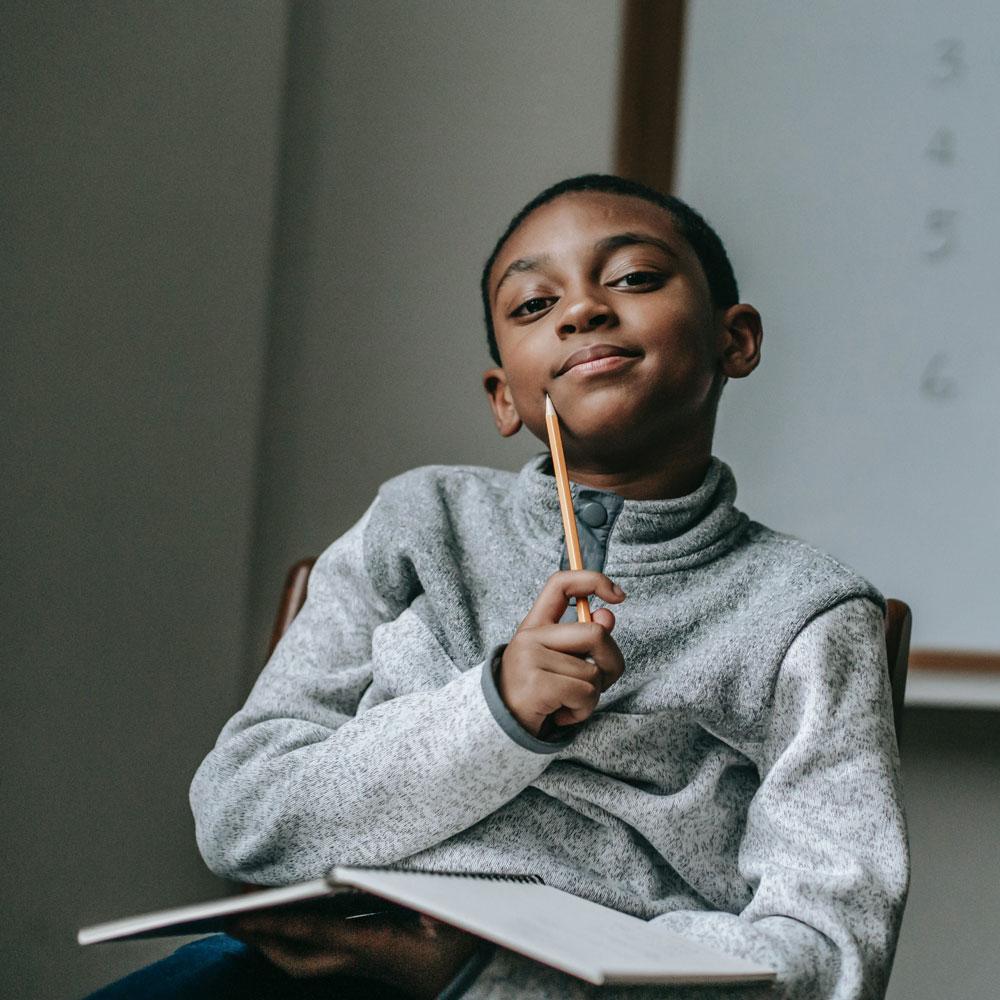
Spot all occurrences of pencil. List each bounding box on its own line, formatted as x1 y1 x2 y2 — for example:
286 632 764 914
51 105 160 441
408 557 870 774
544 394 592 623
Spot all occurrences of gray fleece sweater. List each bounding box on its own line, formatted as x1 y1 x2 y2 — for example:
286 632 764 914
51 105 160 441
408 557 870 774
190 456 909 999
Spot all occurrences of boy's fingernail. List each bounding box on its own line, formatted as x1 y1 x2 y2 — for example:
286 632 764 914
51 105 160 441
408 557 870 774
612 583 625 597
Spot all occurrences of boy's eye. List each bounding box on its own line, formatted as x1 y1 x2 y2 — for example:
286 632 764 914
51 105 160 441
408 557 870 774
612 271 662 288
511 296 555 317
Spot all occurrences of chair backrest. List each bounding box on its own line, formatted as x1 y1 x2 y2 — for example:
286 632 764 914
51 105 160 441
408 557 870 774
883 598 912 747
268 558 911 746
267 557 317 658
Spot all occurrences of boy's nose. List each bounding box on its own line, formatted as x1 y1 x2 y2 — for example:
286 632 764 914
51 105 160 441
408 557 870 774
558 295 616 335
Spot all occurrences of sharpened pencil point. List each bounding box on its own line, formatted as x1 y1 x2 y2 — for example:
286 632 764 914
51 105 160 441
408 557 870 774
545 393 554 416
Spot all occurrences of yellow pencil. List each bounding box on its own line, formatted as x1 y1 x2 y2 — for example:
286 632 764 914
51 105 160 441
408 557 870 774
544 394 592 623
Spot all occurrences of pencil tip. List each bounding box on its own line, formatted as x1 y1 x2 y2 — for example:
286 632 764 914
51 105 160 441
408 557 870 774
545 393 554 416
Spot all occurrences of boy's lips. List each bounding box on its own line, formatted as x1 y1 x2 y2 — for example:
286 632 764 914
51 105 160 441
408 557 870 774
556 343 641 376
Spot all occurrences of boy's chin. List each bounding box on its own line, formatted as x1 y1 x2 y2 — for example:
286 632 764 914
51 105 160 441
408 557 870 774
528 393 647 459
529 386 710 468
548 389 644 438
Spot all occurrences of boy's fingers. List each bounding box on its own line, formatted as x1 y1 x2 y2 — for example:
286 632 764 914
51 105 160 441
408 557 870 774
229 911 339 942
526 633 625 690
246 935 350 978
521 571 625 627
530 650 604 687
546 675 603 716
590 608 616 631
527 621 624 665
228 909 388 948
551 703 600 726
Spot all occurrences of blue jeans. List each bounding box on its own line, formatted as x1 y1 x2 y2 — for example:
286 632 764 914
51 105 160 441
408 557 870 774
82 934 410 999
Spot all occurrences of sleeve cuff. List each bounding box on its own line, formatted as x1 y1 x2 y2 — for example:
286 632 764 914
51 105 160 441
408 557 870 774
479 645 576 754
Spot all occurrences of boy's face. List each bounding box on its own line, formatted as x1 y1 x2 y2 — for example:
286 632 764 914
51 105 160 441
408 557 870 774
483 192 759 468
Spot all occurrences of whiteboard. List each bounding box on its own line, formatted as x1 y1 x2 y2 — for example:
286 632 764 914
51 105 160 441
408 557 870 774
675 0 1000 651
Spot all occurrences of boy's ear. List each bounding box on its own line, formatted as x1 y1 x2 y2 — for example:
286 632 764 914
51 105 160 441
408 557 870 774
718 304 763 379
482 367 522 437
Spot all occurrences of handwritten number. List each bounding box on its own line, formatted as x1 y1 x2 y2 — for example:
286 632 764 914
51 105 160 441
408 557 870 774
930 39 964 83
922 209 957 259
925 128 955 164
920 353 958 400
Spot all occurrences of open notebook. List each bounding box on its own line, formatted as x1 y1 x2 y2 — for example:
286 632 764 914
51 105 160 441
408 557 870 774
79 866 775 987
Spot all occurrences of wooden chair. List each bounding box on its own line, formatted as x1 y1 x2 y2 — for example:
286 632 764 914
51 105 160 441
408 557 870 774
267 557 317 658
268 558 911 747
884 598 912 746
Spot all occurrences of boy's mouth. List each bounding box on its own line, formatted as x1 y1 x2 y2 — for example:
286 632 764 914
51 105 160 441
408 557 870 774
556 343 642 376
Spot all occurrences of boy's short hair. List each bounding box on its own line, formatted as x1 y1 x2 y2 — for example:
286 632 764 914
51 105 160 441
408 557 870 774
481 173 740 365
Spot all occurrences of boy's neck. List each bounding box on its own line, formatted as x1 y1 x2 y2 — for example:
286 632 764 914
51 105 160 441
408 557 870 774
562 446 713 501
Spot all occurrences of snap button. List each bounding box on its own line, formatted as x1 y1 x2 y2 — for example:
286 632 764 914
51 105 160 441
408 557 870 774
579 501 608 527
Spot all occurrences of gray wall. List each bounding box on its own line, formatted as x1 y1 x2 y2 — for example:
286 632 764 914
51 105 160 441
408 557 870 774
2 4 288 996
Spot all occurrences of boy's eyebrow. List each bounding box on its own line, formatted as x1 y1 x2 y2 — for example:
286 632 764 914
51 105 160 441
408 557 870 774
493 232 679 304
595 232 679 260
493 255 552 303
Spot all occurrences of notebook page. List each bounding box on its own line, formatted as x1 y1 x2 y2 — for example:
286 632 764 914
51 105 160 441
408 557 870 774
334 868 774 986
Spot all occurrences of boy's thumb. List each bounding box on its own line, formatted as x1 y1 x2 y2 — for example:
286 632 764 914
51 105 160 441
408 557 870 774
591 608 616 632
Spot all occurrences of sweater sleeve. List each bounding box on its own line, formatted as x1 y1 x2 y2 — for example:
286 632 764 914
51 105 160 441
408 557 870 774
457 596 910 1000
189 500 555 884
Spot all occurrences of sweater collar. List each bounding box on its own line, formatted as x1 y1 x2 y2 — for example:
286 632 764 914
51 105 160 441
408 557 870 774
513 453 748 576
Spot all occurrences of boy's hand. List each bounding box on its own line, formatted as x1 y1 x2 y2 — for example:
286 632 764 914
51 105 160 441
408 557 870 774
227 908 479 998
499 570 626 738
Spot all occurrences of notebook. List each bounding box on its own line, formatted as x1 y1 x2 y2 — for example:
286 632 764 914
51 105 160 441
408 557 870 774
78 866 775 987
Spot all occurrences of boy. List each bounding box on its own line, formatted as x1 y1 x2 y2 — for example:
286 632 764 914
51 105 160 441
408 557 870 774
89 175 908 999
